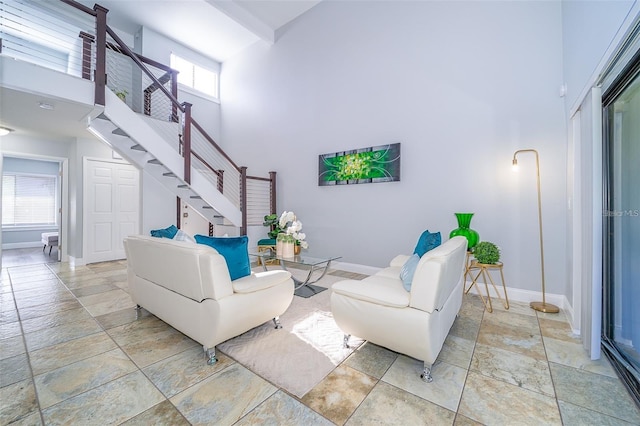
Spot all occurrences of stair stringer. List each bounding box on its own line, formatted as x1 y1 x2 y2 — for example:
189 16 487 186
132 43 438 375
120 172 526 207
87 90 242 227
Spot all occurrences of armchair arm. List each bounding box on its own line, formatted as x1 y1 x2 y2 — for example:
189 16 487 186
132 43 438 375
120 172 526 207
389 254 412 268
232 270 292 294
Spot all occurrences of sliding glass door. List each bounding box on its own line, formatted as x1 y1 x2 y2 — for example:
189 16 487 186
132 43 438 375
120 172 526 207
602 53 640 405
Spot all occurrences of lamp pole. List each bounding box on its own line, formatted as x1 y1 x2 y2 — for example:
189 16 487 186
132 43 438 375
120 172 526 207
512 149 559 313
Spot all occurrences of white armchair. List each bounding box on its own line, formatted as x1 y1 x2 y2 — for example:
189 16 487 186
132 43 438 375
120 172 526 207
331 236 468 382
124 235 294 364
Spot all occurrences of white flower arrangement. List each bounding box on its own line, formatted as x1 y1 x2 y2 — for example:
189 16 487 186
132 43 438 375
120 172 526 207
278 211 309 249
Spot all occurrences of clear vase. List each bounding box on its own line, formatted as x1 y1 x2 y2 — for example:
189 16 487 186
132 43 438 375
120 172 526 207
449 212 480 249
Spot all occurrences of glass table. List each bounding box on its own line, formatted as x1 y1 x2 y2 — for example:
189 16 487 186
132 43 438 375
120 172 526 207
249 250 341 298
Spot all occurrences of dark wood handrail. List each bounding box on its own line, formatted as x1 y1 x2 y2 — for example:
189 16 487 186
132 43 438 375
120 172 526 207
106 41 177 74
191 118 241 173
60 0 97 16
105 26 183 112
58 0 276 233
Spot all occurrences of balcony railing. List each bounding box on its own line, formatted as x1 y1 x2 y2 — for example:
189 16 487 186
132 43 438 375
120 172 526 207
0 0 276 234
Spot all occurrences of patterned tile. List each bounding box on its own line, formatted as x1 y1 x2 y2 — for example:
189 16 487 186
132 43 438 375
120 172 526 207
29 331 117 375
3 257 640 426
382 356 467 412
34 348 137 408
344 342 397 379
107 316 199 368
470 342 555 397
119 400 190 425
24 317 102 351
41 371 164 425
0 379 39 425
550 362 640 423
78 288 135 317
0 352 31 387
558 400 637 425
458 371 562 425
143 346 234 397
544 337 617 377
236 390 333 425
301 364 377 426
347 381 455 425
171 363 276 426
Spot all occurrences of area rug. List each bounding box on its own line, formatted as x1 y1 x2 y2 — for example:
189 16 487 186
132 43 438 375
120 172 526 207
217 272 363 398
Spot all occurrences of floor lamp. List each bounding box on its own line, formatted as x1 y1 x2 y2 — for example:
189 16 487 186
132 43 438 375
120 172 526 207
512 149 559 313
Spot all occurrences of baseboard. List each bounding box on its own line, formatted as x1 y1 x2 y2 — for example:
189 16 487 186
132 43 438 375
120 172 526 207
2 241 43 249
68 256 85 267
332 261 381 276
464 280 578 318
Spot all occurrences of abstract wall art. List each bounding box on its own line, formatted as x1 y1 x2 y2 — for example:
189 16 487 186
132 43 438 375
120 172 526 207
318 143 401 186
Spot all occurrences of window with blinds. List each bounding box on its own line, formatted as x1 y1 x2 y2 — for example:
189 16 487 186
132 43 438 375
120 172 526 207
2 173 58 226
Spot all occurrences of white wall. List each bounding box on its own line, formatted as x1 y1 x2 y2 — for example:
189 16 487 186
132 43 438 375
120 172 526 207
221 1 568 294
561 0 637 114
138 27 223 141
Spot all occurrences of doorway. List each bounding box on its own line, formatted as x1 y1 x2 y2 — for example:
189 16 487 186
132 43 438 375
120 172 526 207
1 155 66 268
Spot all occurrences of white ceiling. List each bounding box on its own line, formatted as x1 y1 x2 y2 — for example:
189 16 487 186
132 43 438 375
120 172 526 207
77 0 322 62
0 0 321 139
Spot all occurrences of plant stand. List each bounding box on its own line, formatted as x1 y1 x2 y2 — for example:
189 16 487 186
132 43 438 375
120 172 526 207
465 261 509 313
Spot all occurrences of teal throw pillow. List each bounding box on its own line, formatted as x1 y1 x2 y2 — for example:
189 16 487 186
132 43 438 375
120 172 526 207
400 254 420 291
194 235 251 281
150 225 179 239
413 230 441 257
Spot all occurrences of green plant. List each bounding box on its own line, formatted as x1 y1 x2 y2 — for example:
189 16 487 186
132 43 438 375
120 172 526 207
473 241 500 264
114 89 128 101
263 213 281 239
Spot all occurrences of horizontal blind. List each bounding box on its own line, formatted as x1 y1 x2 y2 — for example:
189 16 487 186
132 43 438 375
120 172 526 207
2 173 57 226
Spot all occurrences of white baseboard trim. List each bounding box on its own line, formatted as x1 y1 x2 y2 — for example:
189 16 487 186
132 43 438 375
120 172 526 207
2 241 43 249
464 280 577 323
68 256 85 267
328 262 579 329
332 261 381 276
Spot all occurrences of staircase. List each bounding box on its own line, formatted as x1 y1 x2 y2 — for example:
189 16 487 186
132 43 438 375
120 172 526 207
87 89 241 227
0 0 274 234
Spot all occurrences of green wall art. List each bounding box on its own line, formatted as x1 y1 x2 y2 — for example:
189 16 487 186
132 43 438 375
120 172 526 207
318 143 401 186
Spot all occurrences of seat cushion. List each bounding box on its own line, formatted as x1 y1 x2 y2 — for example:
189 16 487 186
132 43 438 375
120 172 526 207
257 238 276 246
332 276 410 308
232 270 292 293
195 235 251 281
41 232 59 244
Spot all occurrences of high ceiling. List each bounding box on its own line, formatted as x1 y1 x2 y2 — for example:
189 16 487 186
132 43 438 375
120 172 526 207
0 0 321 139
77 0 322 62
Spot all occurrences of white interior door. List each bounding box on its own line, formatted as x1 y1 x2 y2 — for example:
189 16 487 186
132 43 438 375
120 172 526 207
84 158 140 263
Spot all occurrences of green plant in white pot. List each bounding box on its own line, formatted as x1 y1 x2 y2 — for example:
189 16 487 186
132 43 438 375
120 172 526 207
473 241 500 264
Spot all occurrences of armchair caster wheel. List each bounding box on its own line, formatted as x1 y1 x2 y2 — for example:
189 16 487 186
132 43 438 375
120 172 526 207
343 334 350 349
420 364 433 383
205 347 218 365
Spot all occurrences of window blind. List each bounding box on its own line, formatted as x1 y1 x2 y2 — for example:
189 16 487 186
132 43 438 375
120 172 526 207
2 173 57 226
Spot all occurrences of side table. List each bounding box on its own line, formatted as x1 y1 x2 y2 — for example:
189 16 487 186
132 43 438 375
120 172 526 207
465 260 509 313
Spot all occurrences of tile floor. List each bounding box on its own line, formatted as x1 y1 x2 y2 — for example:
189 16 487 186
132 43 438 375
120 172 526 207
1 253 640 425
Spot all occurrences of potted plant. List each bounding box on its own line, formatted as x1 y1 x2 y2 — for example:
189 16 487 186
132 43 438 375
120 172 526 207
114 89 128 102
473 241 500 264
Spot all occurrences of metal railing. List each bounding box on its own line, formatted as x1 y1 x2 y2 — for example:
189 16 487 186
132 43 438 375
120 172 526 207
0 0 276 233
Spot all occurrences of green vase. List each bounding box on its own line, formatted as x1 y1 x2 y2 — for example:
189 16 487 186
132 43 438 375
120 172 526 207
449 213 479 249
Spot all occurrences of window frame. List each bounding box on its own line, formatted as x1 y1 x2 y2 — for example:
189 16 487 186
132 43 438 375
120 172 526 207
2 171 59 228
170 53 220 102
